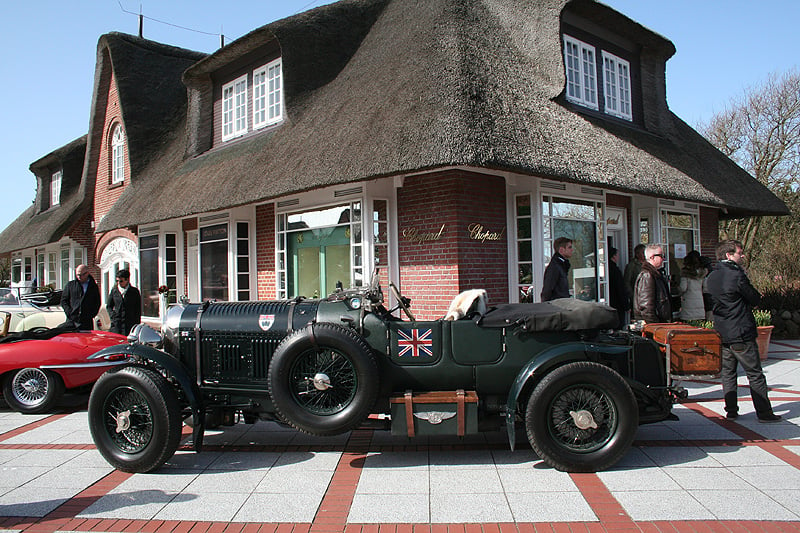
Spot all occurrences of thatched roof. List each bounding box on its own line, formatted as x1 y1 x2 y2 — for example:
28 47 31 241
88 33 207 178
0 136 87 254
93 0 786 233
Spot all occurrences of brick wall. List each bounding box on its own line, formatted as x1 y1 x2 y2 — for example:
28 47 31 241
256 203 276 299
66 216 99 279
699 206 720 257
397 170 508 319
93 68 130 226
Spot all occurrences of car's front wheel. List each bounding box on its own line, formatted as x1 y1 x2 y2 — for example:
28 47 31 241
2 368 64 414
88 366 181 473
525 361 638 472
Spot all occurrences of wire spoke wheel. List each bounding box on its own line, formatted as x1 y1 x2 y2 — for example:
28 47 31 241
3 367 63 414
103 385 154 454
525 361 638 472
89 366 181 473
268 323 379 436
289 348 357 415
548 384 616 453
10 368 50 407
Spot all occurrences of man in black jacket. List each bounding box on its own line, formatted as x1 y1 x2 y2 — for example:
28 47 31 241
106 269 142 335
60 264 101 330
705 240 780 422
541 237 573 301
633 244 672 323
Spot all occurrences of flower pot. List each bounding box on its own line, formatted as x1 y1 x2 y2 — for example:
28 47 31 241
756 325 774 360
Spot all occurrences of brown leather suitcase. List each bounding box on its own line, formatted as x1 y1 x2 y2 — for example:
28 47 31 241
649 324 722 376
390 389 478 437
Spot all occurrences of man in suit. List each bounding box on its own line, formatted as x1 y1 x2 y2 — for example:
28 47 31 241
107 269 142 335
61 264 101 330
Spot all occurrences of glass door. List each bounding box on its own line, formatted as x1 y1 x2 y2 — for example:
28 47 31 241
542 196 605 302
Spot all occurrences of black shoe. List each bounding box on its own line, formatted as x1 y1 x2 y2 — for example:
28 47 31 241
758 413 782 423
725 412 738 420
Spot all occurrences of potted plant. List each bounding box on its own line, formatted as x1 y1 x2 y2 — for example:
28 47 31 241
754 309 773 360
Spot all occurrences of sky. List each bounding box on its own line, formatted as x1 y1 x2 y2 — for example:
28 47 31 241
0 1 798 232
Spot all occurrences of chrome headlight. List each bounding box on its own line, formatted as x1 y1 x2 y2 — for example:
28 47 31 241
127 323 164 348
162 304 185 355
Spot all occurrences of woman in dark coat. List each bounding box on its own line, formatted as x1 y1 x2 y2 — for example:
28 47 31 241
106 269 141 335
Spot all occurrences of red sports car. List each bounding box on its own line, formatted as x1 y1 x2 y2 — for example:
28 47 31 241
0 327 128 414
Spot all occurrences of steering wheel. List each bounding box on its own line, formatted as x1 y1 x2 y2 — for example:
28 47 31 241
389 282 415 321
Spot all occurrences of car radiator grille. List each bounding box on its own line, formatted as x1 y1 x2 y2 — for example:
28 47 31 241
200 332 283 383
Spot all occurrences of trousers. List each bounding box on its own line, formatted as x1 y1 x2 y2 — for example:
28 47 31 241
721 340 773 417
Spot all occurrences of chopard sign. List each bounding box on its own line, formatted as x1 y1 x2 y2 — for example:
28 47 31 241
402 224 446 244
468 223 505 243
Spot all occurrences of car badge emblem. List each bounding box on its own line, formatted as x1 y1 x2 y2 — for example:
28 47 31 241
258 314 275 331
414 411 456 425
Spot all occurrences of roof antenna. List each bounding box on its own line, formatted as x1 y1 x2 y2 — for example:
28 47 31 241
220 24 225 48
138 4 143 38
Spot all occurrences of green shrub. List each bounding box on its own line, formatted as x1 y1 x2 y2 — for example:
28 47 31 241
753 309 772 327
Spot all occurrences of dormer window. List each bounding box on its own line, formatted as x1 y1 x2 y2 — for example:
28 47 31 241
253 59 283 129
111 124 125 184
222 74 248 141
563 34 632 121
50 170 62 207
218 57 283 143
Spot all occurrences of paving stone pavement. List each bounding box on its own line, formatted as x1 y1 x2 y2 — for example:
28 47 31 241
1 340 800 532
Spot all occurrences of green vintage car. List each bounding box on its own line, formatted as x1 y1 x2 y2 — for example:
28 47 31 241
85 275 684 474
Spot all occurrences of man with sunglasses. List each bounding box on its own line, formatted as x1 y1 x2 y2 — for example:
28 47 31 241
705 240 780 422
106 269 141 335
633 244 672 323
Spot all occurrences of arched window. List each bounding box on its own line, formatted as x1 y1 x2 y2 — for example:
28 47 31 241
111 124 125 184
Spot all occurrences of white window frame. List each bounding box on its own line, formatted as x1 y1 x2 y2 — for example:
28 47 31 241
276 200 364 299
222 74 248 141
111 124 125 184
602 51 632 121
253 58 283 130
50 170 62 207
659 201 700 281
563 35 598 111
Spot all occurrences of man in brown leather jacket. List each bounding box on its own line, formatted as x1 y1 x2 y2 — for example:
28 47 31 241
633 244 672 323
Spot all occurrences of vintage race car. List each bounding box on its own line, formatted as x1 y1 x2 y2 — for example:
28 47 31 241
85 276 695 474
0 327 128 413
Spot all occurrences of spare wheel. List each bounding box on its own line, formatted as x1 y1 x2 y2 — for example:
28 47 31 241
268 323 379 436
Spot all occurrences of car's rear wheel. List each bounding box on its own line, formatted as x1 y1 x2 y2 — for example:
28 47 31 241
525 361 638 472
268 323 379 436
2 368 64 414
88 366 181 473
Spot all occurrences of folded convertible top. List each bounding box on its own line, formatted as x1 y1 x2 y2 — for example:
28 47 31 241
478 298 619 331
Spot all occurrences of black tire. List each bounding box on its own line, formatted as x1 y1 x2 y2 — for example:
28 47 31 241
2 368 64 414
268 323 379 436
88 366 182 473
525 361 638 472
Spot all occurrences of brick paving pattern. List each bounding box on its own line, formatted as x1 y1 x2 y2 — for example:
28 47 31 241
2 340 800 532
